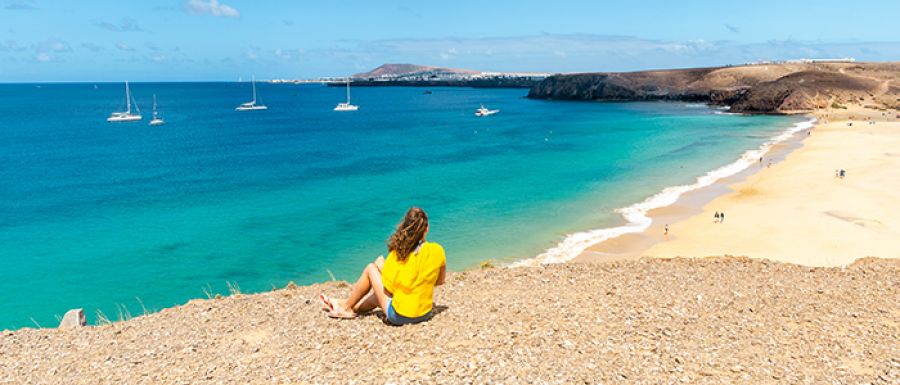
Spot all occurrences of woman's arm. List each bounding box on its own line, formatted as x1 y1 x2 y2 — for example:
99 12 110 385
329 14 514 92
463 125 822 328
435 264 446 286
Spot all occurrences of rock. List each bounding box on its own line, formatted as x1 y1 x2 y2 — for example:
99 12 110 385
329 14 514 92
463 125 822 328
59 308 86 328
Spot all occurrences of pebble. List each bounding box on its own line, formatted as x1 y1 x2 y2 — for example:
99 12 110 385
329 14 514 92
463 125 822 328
0 257 896 384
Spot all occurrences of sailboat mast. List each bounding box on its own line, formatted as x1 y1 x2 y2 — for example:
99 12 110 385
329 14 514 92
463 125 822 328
125 81 131 113
252 76 257 103
346 78 351 104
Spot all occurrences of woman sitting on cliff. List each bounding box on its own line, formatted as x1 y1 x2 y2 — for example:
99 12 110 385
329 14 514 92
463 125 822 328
320 207 446 325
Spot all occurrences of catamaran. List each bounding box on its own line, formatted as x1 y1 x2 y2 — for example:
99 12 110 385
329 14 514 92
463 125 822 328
333 78 358 111
149 94 165 126
235 76 268 111
107 81 142 122
474 104 499 117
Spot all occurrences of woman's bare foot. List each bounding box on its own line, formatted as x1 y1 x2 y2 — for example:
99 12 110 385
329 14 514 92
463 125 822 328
327 306 357 319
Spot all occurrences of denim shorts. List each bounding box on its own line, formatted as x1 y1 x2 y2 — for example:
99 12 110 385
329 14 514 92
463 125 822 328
386 298 432 326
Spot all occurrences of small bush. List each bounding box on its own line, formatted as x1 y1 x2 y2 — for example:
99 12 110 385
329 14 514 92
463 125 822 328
831 102 847 109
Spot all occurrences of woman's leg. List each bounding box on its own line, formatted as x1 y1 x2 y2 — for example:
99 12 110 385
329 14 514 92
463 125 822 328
336 263 389 314
339 263 376 313
350 256 388 313
347 256 384 294
354 293 379 313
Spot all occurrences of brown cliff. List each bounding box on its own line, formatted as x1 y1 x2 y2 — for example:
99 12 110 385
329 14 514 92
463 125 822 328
528 62 900 114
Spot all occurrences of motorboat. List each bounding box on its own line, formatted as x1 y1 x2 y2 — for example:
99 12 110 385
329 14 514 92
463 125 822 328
474 104 499 117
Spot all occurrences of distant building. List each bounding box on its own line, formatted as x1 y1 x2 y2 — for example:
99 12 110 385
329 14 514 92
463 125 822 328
745 57 856 66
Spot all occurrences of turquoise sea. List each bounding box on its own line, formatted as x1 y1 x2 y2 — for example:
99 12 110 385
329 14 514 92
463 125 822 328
0 83 801 329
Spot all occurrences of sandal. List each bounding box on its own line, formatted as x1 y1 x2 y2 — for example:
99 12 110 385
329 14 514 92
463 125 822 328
327 307 358 319
318 293 334 311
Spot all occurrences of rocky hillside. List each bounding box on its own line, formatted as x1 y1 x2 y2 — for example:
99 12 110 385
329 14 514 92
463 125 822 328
528 62 900 114
2 257 897 384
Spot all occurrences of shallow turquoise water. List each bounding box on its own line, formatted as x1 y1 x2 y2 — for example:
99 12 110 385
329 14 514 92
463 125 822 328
0 83 798 329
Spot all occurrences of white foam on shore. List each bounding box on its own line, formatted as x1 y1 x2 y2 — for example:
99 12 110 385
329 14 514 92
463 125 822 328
512 117 817 267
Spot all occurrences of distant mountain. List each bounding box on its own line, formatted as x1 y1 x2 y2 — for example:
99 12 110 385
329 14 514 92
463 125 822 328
353 63 479 79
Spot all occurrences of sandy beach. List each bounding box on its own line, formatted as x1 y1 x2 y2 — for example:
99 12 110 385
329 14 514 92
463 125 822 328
579 104 900 266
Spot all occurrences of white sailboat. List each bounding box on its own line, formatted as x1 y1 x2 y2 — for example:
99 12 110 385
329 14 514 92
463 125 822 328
333 78 358 111
235 76 268 111
107 81 142 122
149 94 165 126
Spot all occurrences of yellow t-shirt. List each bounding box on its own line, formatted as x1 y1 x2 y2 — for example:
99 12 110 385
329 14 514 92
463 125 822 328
381 242 446 318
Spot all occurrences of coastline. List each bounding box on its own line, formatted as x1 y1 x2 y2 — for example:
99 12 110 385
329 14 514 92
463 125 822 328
574 104 900 266
573 122 808 264
514 112 815 267
4 105 899 383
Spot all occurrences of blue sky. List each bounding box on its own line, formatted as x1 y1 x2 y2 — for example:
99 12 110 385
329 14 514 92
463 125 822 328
1 0 899 82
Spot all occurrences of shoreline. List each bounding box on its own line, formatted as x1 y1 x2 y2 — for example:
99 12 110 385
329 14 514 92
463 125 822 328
514 112 815 267
576 103 900 266
573 122 809 264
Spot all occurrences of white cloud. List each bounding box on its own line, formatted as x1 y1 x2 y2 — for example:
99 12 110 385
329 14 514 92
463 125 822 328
80 42 104 52
115 42 135 51
302 34 900 75
30 39 72 53
439 47 457 60
95 18 144 32
659 39 718 54
22 39 71 63
185 0 239 18
0 39 26 52
48 41 70 52
4 0 37 10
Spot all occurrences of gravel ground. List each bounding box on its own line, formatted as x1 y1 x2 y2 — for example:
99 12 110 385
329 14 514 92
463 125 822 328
1 256 898 384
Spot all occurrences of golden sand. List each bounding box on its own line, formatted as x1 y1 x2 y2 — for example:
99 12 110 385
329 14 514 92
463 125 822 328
585 105 900 266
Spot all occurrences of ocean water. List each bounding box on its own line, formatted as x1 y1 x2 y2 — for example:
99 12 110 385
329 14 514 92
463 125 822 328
0 83 801 329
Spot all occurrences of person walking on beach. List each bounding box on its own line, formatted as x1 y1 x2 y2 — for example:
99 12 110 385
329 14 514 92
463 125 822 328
320 207 446 326
720 212 725 223
714 211 720 223
664 224 669 236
